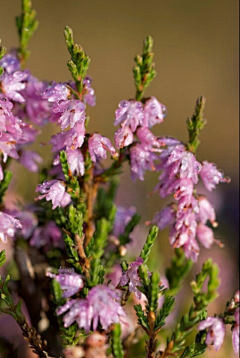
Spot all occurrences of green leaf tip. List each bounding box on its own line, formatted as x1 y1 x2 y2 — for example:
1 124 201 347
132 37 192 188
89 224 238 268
140 225 159 262
187 96 206 153
111 323 124 358
133 35 156 101
64 26 91 94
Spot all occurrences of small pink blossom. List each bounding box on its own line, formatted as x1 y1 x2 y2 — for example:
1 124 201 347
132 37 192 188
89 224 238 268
200 161 224 191
66 148 85 176
42 83 70 102
0 211 22 243
46 268 84 298
114 126 133 149
232 308 239 354
114 100 144 132
119 257 143 299
198 317 225 351
143 97 166 128
19 150 43 172
30 221 64 249
35 179 71 210
88 133 116 162
2 71 28 103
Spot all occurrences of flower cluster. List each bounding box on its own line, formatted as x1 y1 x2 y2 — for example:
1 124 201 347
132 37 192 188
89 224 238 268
152 139 229 261
114 97 166 180
56 284 126 333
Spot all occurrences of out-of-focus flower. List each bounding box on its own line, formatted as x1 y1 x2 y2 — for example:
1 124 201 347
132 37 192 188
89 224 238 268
130 143 158 181
198 317 225 351
232 307 239 354
83 76 96 107
0 211 22 242
19 150 43 172
14 210 38 239
30 221 64 249
142 97 166 128
113 206 136 238
119 257 143 299
88 133 116 162
0 94 14 134
24 75 50 126
114 100 144 132
1 71 28 103
46 268 84 298
57 285 126 333
35 179 71 210
85 332 108 358
63 346 84 358
0 53 20 74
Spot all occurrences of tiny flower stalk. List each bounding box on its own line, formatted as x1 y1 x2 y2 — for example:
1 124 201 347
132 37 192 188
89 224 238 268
15 0 39 67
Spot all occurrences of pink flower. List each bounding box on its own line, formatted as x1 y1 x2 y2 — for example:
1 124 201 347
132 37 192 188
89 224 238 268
88 133 116 162
46 268 84 298
66 148 85 176
2 71 28 103
198 317 225 351
114 100 144 132
130 143 158 181
200 161 224 191
143 97 167 128
42 83 70 102
114 126 133 149
35 179 71 210
30 221 64 249
113 206 136 237
19 150 43 172
232 308 239 354
0 211 22 243
119 257 143 299
83 76 96 107
0 53 20 74
196 223 214 249
53 99 85 130
57 285 126 333
197 197 216 225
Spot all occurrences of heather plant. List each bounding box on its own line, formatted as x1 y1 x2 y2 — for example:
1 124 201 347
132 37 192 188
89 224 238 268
0 1 239 358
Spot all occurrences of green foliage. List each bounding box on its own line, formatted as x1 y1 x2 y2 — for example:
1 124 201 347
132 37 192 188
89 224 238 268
0 250 6 267
0 170 12 204
60 151 81 201
87 218 109 287
186 96 206 153
110 323 124 358
133 35 156 100
134 304 149 332
0 40 6 76
15 0 38 65
60 323 80 348
166 248 193 296
166 259 220 355
64 234 83 274
154 295 175 331
67 205 83 236
95 180 118 229
140 225 159 263
179 332 207 358
64 26 91 94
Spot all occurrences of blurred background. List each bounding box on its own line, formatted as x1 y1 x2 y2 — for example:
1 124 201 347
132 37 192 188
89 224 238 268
0 1 239 357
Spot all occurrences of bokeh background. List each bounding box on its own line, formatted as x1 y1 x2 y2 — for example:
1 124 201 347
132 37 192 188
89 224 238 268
0 1 239 357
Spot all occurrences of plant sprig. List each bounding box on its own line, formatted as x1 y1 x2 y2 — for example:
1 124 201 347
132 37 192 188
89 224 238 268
15 0 38 66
